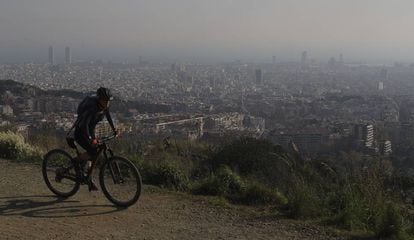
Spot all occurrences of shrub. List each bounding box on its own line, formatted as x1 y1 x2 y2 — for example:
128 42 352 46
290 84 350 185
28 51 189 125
192 165 244 196
142 162 189 191
334 194 370 230
129 154 144 168
236 182 288 206
326 162 414 239
287 178 322 219
214 165 245 195
211 137 292 186
0 124 17 132
329 181 374 231
193 165 287 206
28 131 66 152
192 176 224 196
375 203 405 239
0 131 42 163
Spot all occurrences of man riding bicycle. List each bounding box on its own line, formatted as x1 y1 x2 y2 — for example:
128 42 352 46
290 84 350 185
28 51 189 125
43 86 141 206
73 87 118 191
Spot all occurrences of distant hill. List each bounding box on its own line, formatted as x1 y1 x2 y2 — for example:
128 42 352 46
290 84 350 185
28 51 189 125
0 79 87 99
0 79 171 113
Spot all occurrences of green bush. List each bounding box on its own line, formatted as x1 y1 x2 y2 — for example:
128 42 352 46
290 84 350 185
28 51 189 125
28 131 66 152
129 154 144 168
236 182 288 206
192 165 244 196
142 162 189 191
0 124 17 132
375 203 405 239
0 131 42 163
332 184 371 231
211 137 292 186
193 165 287 206
192 176 223 196
287 179 322 219
215 165 245 195
325 163 414 239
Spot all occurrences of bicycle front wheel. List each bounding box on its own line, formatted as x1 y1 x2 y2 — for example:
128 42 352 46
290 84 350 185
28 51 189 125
99 156 142 207
42 149 80 198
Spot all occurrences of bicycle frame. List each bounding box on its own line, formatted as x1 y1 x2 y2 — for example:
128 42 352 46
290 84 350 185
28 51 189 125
66 135 118 183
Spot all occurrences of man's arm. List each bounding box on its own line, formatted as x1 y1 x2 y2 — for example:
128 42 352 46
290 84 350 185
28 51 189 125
79 110 95 140
105 109 116 133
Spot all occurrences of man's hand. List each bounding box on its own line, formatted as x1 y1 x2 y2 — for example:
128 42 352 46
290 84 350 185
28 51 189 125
115 128 121 138
91 138 99 146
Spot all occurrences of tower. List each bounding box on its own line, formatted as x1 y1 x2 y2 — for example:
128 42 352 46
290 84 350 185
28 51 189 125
378 82 384 91
301 51 307 68
255 69 262 85
48 46 54 65
354 124 374 148
379 68 387 91
328 57 336 69
365 124 374 148
339 54 344 65
65 46 71 64
380 68 388 80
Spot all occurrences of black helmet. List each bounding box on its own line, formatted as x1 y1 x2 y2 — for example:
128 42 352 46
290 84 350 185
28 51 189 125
96 87 113 101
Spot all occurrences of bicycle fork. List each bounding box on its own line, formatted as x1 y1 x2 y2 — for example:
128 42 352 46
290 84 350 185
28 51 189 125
103 149 123 184
109 161 123 184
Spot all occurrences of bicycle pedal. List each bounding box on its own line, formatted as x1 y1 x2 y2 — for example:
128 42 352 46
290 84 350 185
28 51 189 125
88 182 99 192
79 177 89 185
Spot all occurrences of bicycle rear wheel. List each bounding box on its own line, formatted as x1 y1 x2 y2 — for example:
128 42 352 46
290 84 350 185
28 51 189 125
42 149 80 198
99 156 142 207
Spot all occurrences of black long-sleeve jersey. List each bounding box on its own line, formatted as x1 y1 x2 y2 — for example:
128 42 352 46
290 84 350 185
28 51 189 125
75 95 115 140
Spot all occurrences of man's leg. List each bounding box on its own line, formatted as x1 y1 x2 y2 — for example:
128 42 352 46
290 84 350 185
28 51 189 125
74 135 98 191
78 152 90 162
73 152 90 176
85 151 99 192
76 152 98 191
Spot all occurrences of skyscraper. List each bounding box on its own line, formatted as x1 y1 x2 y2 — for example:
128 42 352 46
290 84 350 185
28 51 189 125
354 124 374 148
65 46 71 64
339 54 344 65
328 57 336 69
365 125 374 148
301 51 307 68
378 68 387 91
378 81 384 91
255 69 262 85
380 68 388 80
48 46 54 65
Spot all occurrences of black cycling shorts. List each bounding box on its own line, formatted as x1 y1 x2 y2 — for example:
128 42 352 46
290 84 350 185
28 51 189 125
74 129 98 157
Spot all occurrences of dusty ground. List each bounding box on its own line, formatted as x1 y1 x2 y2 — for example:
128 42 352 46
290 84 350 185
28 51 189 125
0 160 348 240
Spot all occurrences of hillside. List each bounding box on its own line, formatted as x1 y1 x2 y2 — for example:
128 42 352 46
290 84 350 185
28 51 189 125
0 159 346 240
0 79 171 113
0 79 85 98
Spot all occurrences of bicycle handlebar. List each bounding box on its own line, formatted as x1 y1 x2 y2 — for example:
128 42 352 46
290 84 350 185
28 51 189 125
98 134 117 143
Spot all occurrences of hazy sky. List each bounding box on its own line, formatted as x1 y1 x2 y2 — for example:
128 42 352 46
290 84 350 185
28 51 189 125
1 0 414 63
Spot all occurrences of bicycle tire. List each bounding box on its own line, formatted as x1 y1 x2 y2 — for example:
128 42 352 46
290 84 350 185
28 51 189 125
42 149 80 198
99 156 142 207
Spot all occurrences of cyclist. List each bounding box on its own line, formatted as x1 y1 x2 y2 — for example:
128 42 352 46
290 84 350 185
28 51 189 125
73 87 118 191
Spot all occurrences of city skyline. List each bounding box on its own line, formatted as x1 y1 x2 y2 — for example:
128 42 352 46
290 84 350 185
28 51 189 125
1 1 414 63
1 45 412 67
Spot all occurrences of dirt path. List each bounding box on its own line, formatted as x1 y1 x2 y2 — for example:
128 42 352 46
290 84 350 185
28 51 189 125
0 160 347 240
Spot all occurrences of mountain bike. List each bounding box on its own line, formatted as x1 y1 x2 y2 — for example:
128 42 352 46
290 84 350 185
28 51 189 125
42 135 142 207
